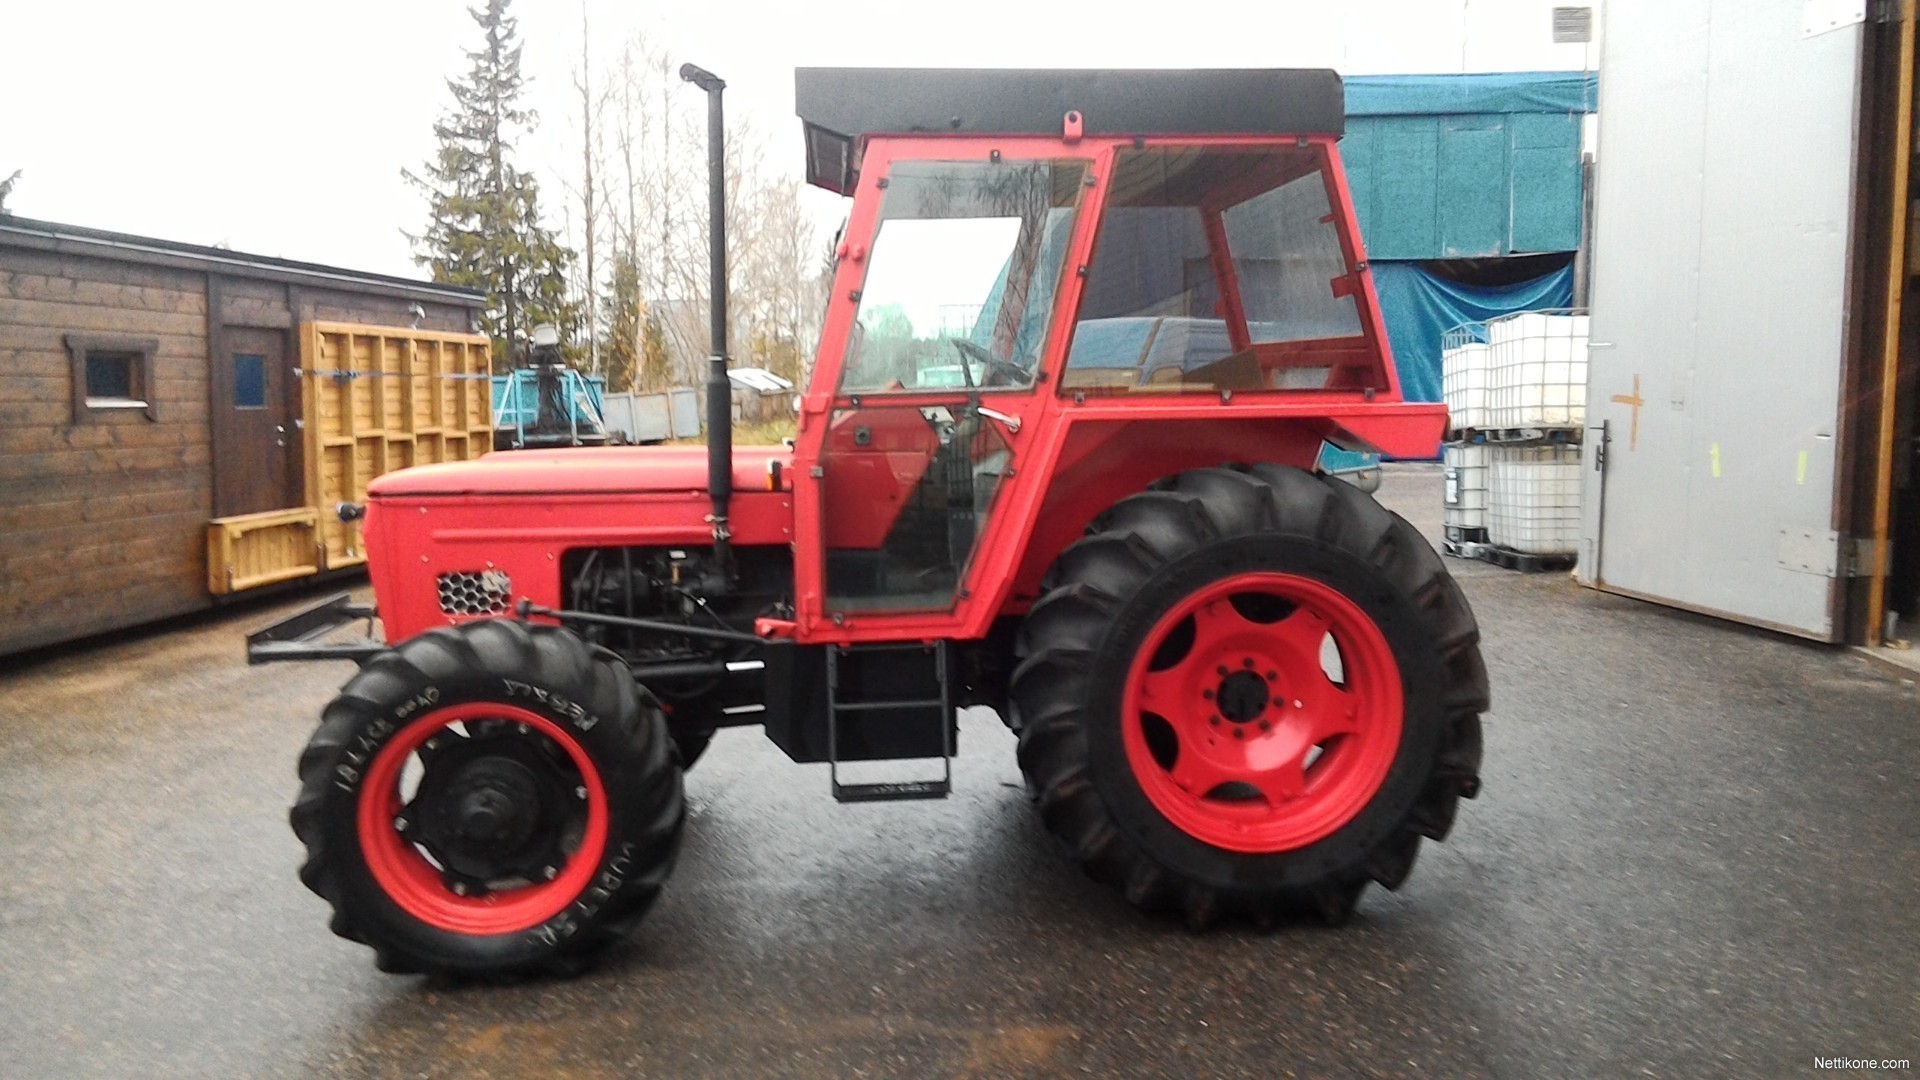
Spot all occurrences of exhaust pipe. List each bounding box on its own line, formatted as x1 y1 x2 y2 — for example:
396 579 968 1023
680 63 734 587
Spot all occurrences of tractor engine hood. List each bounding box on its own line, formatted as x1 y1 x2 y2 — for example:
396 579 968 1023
366 445 794 499
355 445 796 645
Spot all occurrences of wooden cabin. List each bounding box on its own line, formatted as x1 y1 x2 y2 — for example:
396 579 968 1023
0 215 493 656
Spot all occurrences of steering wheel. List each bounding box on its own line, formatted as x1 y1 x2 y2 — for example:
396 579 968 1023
948 338 1029 388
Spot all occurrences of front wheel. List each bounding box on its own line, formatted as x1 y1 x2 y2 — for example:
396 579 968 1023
1011 466 1487 927
291 620 684 977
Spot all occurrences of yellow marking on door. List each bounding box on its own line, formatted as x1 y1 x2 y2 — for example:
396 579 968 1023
1710 443 1722 478
1797 450 1808 485
1610 375 1645 451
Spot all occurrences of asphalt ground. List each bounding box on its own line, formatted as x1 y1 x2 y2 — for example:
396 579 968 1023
2 466 1915 1078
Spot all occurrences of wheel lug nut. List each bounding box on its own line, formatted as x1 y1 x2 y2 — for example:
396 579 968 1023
1202 689 1214 700
575 786 588 799
451 881 469 896
1232 728 1244 740
543 865 559 880
518 723 530 735
1259 721 1271 732
1265 670 1277 681
1243 657 1254 668
1210 715 1220 726
1216 665 1229 677
393 816 409 832
1294 700 1305 709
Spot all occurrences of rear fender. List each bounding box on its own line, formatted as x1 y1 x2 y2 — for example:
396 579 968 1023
1003 417 1327 608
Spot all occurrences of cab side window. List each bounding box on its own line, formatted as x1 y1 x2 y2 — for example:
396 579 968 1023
1064 147 1371 394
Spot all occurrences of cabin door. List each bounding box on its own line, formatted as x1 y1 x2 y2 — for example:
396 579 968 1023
212 326 299 516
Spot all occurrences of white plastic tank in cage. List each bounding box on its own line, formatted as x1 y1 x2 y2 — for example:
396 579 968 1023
1442 443 1490 532
1441 340 1492 433
1488 311 1589 429
1488 444 1582 555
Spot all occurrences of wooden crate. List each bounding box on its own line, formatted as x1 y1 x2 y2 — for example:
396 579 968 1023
302 322 492 570
207 507 321 594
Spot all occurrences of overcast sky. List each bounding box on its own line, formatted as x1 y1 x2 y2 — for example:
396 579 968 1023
0 0 1598 280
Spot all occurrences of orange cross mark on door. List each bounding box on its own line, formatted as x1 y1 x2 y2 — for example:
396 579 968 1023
1610 375 1644 451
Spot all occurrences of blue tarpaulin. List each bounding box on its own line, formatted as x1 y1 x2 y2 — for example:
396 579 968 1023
1345 71 1599 117
1370 261 1575 404
1341 72 1597 259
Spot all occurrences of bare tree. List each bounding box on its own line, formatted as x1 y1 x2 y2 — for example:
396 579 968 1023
571 1 602 376
573 25 832 395
602 33 679 391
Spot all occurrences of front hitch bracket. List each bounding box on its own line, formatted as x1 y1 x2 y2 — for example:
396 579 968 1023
246 591 383 665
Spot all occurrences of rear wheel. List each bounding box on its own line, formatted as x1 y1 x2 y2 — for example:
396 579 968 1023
292 620 684 977
1011 465 1486 926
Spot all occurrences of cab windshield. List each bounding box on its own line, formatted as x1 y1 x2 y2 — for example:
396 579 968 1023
840 159 1087 394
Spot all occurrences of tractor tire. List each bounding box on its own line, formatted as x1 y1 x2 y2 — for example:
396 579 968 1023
623 689 713 771
291 619 684 978
667 725 713 770
1010 465 1486 928
647 679 731 771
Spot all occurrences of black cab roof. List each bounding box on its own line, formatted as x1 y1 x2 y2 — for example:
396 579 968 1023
795 68 1345 194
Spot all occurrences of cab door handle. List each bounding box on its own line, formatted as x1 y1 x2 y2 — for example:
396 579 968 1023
976 406 1022 435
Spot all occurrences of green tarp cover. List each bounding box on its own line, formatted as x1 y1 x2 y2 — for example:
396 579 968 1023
1346 71 1599 117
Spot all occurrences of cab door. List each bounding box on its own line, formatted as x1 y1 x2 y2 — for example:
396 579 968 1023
794 145 1099 637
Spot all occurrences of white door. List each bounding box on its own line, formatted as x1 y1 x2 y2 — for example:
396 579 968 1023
1579 0 1865 640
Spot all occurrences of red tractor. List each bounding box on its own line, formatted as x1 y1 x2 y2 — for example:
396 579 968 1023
255 66 1487 978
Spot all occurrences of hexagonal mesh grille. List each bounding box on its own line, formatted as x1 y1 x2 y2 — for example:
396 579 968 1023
436 570 512 616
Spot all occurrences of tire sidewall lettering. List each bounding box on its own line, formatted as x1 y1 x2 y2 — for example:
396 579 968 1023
331 709 412 794
500 677 602 732
531 840 637 946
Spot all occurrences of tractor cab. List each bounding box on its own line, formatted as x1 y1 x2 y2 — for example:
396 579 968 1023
262 68 1484 981
786 68 1427 641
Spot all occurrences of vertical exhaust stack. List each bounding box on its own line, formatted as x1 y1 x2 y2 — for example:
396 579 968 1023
680 63 734 587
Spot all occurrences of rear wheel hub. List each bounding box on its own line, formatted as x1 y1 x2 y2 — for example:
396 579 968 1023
1215 670 1271 723
1122 571 1404 854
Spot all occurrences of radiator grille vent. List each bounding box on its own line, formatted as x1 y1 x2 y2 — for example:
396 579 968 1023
437 570 512 616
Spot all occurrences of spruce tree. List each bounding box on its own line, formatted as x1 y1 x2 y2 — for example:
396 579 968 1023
0 170 21 214
601 253 643 394
406 0 576 370
602 252 674 393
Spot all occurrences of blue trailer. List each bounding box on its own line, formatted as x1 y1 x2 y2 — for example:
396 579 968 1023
490 367 613 450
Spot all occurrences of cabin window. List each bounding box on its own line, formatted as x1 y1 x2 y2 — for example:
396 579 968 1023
65 333 159 421
87 353 138 399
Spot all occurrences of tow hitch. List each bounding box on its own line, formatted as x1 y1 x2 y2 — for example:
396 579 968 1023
246 591 383 665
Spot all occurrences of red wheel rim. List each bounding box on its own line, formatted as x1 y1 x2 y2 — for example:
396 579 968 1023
1120 571 1403 854
355 703 608 936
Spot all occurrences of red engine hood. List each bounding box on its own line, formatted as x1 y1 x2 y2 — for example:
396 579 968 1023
367 445 794 497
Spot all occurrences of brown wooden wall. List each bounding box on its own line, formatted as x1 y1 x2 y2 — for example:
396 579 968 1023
0 248 214 655
298 285 475 334
0 239 484 657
